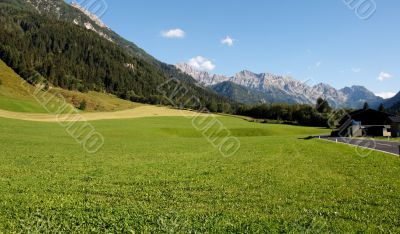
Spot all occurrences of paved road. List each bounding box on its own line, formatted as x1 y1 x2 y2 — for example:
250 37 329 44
319 136 400 156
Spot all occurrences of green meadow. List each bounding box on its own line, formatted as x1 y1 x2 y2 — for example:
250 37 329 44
0 116 399 233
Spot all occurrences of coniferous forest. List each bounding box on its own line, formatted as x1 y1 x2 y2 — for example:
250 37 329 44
0 3 230 109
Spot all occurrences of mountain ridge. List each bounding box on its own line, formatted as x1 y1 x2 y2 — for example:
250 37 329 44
384 91 400 108
176 63 383 108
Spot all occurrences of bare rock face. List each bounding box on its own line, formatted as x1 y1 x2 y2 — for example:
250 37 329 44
176 63 382 108
25 0 112 42
70 1 108 29
26 0 62 16
175 63 229 86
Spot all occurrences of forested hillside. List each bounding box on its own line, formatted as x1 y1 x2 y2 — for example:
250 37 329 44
0 1 230 110
388 102 400 114
212 81 274 104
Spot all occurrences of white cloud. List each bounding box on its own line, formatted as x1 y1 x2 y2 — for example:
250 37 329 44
188 56 215 71
315 61 322 68
377 71 392 81
221 36 235 46
161 28 185 38
375 92 396 99
352 68 361 73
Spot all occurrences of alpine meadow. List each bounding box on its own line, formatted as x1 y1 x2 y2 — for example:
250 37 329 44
0 0 399 233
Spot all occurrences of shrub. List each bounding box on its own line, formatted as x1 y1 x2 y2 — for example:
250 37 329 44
79 100 87 110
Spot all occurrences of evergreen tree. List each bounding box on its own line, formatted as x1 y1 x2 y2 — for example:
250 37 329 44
316 97 332 113
207 100 218 113
79 100 87 110
363 102 369 110
378 103 385 112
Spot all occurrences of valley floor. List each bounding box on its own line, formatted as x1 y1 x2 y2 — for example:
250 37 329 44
0 115 399 232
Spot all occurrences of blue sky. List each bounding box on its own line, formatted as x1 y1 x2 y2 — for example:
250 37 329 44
67 0 399 98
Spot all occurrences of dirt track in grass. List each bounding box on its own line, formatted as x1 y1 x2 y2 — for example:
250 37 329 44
0 105 212 122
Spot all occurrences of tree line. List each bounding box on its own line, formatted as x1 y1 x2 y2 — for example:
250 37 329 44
234 98 334 127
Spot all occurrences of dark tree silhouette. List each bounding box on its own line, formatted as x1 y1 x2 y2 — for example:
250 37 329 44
378 103 385 112
316 97 332 113
363 102 369 110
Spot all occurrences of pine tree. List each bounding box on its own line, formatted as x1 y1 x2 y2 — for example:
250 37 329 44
316 97 332 113
378 103 385 112
363 102 369 110
79 100 87 110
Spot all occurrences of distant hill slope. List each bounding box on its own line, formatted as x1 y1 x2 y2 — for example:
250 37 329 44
384 91 400 108
384 91 400 114
211 81 267 104
387 102 400 114
211 81 298 104
0 0 230 112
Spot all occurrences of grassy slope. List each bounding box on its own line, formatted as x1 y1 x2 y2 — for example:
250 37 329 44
0 116 399 232
49 88 141 112
0 59 72 113
0 59 140 113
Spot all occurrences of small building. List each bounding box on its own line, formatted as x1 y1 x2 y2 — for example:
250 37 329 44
332 109 400 138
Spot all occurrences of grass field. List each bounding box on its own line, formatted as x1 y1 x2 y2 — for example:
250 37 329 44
0 116 399 233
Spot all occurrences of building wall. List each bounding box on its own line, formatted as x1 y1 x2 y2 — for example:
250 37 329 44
383 128 391 137
391 123 400 137
364 126 386 137
351 125 363 137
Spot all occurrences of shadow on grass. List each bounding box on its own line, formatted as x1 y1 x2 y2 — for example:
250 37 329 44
298 136 316 140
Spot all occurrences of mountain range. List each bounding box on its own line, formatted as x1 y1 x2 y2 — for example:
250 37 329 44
0 0 396 112
176 63 384 108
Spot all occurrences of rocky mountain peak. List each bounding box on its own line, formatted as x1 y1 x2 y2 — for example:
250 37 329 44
26 0 63 15
313 83 335 90
235 70 259 78
175 63 383 108
25 0 112 42
70 1 108 29
175 63 228 86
